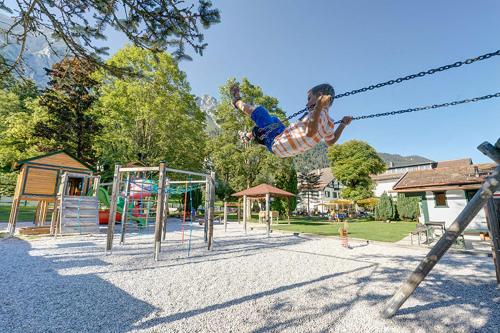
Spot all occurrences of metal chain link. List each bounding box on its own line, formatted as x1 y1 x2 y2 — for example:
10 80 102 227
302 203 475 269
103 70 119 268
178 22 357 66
286 49 500 121
332 92 500 125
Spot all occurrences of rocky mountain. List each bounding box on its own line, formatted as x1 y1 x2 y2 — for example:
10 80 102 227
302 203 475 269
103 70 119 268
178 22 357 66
196 94 220 136
292 142 432 172
0 14 67 86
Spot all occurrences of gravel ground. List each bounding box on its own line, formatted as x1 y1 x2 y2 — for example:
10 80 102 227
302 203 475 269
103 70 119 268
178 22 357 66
0 220 499 333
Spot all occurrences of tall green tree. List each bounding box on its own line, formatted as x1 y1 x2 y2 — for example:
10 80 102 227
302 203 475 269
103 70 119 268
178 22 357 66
208 78 297 205
1 1 220 76
375 192 396 221
298 170 322 214
34 58 100 163
0 72 45 195
328 140 386 201
396 193 420 221
93 45 207 178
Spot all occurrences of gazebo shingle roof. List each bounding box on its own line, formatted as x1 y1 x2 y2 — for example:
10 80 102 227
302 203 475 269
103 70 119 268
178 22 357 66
232 184 295 198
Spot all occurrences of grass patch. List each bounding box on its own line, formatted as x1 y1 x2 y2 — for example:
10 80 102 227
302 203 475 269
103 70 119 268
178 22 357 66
273 220 417 242
0 205 52 223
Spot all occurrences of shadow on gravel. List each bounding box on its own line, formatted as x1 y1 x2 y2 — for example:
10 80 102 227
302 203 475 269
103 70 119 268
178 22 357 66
135 263 378 331
0 238 157 333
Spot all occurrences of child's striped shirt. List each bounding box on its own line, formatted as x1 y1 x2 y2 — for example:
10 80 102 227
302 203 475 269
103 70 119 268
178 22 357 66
272 107 335 158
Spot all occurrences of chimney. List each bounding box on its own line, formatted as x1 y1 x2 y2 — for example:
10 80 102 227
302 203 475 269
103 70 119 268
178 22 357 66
474 165 479 177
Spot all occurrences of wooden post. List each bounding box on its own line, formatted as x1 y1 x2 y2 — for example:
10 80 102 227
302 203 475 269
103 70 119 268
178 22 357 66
7 197 20 236
381 164 500 318
40 201 48 226
55 173 69 237
224 201 228 232
119 173 131 245
243 195 247 235
204 175 210 243
288 197 291 225
207 172 216 250
105 165 121 254
154 162 167 261
237 198 241 224
486 198 500 284
266 193 270 238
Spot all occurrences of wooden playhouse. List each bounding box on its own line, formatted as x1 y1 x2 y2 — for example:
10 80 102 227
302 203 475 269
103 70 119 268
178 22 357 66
7 150 94 235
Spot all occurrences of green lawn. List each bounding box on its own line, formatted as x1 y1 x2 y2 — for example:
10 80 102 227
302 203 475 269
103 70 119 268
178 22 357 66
0 205 43 223
273 220 417 242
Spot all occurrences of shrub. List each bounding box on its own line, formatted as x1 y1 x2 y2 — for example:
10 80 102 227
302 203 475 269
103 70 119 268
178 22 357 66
375 192 395 221
396 194 420 221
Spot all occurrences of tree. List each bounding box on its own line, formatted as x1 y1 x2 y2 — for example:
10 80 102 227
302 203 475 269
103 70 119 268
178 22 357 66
92 45 206 178
328 140 386 201
34 58 100 163
0 1 220 77
272 159 298 216
375 192 396 221
396 193 420 221
298 170 321 214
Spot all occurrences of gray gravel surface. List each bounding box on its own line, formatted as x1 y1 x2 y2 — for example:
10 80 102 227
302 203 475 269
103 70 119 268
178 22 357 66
0 221 499 333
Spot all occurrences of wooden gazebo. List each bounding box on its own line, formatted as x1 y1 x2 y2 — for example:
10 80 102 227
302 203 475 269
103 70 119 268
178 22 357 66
232 184 295 237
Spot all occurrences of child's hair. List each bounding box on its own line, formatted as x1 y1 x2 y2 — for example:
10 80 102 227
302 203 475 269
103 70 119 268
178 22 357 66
252 126 266 145
310 83 335 105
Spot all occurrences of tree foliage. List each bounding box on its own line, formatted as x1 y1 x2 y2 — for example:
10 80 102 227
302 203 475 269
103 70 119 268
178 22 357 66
375 192 396 221
35 57 100 163
92 45 206 178
396 193 420 221
328 140 386 201
0 1 220 76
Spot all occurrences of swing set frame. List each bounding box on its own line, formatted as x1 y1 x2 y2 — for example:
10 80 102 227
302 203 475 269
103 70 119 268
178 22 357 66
105 162 216 261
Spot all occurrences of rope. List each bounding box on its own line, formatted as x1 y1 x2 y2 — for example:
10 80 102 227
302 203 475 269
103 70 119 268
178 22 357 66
286 49 500 121
181 180 189 243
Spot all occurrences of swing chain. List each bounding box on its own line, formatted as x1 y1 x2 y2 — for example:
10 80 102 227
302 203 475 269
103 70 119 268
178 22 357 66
287 49 500 121
332 92 500 124
336 49 500 99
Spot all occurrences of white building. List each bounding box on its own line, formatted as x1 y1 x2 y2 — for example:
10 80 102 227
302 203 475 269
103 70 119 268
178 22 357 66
391 159 496 230
296 168 343 213
372 161 434 197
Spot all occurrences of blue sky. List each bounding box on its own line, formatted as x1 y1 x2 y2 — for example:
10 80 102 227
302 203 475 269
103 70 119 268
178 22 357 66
5 0 500 162
179 0 500 164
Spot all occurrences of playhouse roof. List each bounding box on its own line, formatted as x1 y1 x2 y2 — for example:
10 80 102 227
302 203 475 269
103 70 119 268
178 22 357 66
13 150 95 171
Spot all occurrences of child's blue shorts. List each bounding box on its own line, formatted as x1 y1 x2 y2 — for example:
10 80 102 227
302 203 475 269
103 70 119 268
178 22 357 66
251 106 286 152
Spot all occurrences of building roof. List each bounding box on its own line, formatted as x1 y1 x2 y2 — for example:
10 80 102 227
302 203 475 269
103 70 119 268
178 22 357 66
13 150 94 171
435 158 472 169
232 184 295 198
371 172 405 181
393 163 495 192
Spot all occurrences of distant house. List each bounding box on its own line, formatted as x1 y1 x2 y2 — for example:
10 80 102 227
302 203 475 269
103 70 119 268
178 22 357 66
296 168 343 213
391 159 496 230
372 161 435 197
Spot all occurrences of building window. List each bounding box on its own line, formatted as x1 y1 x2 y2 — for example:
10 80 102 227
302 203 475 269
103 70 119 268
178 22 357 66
325 191 330 198
465 190 478 202
433 192 447 207
332 192 338 199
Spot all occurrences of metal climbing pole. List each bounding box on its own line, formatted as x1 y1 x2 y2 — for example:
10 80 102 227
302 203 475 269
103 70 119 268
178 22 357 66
381 139 500 318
